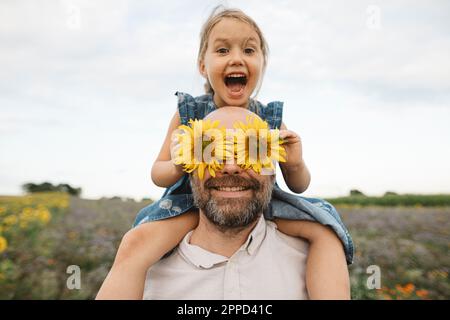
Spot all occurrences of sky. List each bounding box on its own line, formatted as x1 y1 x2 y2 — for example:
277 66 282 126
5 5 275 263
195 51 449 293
1 0 450 200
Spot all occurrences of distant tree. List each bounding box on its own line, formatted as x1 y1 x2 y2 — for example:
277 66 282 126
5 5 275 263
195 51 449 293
350 189 366 196
22 182 55 193
56 184 82 197
22 182 82 197
22 183 35 193
384 191 398 196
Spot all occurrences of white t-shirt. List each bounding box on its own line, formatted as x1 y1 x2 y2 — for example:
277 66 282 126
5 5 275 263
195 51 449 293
143 215 310 300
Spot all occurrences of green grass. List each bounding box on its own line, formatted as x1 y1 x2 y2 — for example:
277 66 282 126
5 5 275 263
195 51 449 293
326 194 450 207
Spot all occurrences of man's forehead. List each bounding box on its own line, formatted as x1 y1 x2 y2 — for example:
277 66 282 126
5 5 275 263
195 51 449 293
204 107 262 129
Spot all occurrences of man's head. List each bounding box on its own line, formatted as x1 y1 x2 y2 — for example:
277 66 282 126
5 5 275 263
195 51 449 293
189 107 275 233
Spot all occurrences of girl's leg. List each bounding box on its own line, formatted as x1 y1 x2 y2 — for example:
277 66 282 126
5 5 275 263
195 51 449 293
274 219 350 300
96 209 199 299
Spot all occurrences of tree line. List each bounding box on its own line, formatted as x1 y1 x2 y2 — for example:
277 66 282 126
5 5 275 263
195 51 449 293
22 182 82 197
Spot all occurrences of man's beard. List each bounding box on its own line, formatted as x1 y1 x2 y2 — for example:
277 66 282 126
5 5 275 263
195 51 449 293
190 174 274 233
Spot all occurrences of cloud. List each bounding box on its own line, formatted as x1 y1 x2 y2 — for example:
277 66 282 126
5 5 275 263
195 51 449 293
1 0 449 199
237 0 450 105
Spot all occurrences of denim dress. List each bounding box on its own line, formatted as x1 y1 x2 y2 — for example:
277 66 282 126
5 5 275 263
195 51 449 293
134 92 354 264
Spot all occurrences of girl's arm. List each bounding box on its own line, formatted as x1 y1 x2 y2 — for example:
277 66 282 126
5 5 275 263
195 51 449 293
279 122 311 194
151 110 185 187
274 219 350 300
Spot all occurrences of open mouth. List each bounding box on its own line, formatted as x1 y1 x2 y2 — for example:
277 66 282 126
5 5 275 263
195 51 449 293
224 73 247 97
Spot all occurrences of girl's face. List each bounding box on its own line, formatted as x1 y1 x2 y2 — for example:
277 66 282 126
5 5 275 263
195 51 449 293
199 18 264 109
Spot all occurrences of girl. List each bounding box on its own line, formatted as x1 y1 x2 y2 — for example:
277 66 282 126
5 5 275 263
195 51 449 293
97 7 353 300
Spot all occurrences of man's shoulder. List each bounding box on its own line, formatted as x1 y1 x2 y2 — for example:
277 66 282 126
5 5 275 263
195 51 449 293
264 219 310 255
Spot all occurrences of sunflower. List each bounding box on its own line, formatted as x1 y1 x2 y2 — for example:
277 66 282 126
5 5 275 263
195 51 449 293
173 119 232 179
233 115 286 174
0 236 7 254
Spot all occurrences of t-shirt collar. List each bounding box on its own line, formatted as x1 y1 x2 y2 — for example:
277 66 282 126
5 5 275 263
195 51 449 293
178 214 266 269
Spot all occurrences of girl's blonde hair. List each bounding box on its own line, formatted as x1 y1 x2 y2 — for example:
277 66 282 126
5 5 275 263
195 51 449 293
197 6 269 96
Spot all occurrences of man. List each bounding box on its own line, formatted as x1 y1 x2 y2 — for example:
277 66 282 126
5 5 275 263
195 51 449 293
143 107 311 300
97 107 349 300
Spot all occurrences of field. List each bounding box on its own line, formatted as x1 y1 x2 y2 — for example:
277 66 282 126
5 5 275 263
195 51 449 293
340 206 449 299
0 193 449 299
326 194 450 207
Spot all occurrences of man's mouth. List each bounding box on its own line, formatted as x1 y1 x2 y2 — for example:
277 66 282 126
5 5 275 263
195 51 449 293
210 186 252 198
212 186 250 192
224 73 247 98
205 176 258 198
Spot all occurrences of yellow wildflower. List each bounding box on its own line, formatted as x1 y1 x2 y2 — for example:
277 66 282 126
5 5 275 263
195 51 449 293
19 221 29 229
37 208 51 224
3 215 18 227
21 207 33 220
0 236 7 253
58 199 69 209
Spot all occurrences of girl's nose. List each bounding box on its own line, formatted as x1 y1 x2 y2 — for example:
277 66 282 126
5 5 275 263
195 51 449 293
228 50 244 66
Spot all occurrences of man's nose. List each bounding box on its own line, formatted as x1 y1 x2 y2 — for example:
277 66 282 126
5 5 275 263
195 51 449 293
219 163 243 175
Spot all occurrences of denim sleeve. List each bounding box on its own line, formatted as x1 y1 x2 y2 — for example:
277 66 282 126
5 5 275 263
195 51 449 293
264 101 284 129
175 91 198 125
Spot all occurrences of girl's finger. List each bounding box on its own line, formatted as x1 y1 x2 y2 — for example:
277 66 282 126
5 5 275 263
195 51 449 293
171 142 181 152
279 130 299 140
170 128 184 142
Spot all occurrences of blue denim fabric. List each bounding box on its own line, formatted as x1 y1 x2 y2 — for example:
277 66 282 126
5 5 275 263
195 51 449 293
133 92 354 264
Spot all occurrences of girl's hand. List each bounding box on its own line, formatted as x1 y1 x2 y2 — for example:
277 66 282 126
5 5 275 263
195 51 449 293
167 129 185 178
278 128 310 193
279 129 303 167
169 128 184 165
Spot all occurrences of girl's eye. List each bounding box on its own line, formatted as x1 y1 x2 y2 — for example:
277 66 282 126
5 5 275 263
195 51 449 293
244 48 255 54
217 48 229 54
